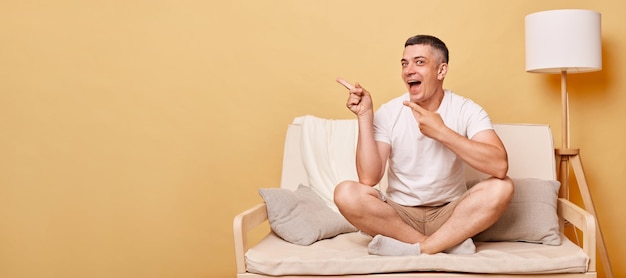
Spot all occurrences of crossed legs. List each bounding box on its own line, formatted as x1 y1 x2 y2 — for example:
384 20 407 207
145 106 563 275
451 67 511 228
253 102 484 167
333 177 514 255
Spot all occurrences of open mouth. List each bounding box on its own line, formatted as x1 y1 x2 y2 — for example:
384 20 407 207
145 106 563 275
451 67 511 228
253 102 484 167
407 80 422 89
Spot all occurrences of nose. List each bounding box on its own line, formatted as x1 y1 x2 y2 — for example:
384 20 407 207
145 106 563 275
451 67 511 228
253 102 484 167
403 64 416 77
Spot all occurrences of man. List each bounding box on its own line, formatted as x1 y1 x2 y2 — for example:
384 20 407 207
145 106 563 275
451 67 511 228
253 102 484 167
334 35 514 256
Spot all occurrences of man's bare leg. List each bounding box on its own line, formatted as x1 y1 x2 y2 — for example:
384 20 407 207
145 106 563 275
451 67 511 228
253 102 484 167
419 177 514 254
333 180 426 244
334 180 479 255
335 177 513 255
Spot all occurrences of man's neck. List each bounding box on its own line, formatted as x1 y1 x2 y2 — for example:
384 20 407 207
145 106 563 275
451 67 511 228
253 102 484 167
418 88 445 112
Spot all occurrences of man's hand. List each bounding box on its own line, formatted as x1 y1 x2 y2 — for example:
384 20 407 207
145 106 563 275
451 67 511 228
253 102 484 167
337 78 373 117
403 100 447 140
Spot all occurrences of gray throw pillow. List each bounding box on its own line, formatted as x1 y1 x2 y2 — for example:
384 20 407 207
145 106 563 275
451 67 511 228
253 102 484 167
473 178 561 245
259 184 357 245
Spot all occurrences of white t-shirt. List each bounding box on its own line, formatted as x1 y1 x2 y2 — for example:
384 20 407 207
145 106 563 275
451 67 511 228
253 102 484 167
374 90 493 206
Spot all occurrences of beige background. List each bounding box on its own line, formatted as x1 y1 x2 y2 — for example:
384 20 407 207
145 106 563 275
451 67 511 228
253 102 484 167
1 1 624 277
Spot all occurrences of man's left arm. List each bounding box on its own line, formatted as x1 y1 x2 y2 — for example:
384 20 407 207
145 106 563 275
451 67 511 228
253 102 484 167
403 100 508 179
438 129 508 179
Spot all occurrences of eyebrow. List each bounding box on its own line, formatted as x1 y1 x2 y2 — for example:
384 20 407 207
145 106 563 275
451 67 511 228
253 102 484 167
401 56 428 62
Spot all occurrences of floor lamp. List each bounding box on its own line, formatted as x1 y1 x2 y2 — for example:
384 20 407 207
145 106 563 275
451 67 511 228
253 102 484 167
525 9 613 277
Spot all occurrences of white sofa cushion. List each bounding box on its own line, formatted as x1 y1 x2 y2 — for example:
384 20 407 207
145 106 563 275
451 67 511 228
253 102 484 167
245 232 588 276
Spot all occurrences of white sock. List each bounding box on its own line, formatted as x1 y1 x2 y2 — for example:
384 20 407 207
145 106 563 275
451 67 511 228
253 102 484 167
368 234 421 256
444 238 476 255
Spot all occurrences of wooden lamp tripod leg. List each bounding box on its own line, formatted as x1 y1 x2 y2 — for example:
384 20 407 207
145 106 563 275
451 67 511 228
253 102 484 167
557 150 613 278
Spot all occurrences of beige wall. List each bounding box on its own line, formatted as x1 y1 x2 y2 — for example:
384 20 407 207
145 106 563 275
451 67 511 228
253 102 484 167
1 1 624 277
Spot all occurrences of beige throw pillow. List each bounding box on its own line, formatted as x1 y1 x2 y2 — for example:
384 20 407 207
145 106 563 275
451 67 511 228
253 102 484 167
473 178 561 245
259 184 357 246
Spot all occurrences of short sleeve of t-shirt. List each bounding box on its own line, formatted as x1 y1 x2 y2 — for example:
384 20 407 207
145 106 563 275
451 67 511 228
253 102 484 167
440 91 493 139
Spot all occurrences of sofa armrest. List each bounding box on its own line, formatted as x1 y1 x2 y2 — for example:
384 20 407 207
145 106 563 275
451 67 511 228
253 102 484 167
233 203 268 274
558 198 596 272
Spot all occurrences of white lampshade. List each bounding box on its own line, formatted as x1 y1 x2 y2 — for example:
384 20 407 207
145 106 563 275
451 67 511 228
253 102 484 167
525 9 602 73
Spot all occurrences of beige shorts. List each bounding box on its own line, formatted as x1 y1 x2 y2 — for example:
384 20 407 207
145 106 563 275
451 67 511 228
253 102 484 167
381 189 472 236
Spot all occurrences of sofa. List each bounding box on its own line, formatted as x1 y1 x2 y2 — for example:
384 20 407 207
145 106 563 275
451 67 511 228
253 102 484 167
233 115 596 277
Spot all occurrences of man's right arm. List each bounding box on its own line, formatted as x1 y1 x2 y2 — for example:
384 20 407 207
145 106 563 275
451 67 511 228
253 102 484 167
337 78 390 186
355 113 390 186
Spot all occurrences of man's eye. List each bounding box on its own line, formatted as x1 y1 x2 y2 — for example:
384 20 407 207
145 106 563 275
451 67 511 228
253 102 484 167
401 62 408 67
416 60 424 65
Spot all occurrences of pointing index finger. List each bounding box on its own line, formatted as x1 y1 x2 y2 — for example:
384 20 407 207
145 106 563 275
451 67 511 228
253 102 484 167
403 100 427 115
336 78 355 91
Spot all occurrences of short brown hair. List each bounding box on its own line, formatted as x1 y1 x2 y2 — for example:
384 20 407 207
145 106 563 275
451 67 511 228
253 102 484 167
405 35 449 64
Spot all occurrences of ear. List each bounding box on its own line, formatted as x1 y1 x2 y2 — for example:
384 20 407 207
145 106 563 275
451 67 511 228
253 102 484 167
437 63 448 80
